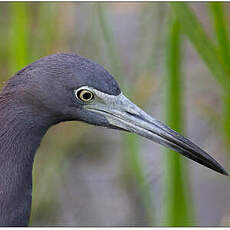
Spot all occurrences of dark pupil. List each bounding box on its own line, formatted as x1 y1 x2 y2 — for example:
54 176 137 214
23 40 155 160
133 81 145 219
83 92 92 100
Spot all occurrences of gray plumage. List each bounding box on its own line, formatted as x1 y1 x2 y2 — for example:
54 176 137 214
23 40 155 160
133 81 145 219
0 53 227 226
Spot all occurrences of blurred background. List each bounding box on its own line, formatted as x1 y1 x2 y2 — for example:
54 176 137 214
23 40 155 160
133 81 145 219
0 2 230 226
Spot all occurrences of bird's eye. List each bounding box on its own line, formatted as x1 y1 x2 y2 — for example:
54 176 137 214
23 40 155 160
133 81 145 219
76 89 94 102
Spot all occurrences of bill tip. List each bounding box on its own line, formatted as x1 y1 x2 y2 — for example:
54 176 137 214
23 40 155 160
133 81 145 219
219 168 229 176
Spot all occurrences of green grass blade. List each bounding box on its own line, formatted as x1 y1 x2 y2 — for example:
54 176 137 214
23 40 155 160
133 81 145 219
124 134 155 225
209 2 230 69
170 3 230 174
96 3 155 225
170 3 230 91
164 17 193 226
208 3 230 148
9 3 29 73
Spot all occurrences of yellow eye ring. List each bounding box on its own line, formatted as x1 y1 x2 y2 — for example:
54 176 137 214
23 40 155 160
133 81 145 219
76 89 94 102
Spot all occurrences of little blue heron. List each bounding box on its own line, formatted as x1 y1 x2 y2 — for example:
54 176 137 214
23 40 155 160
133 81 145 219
0 53 228 226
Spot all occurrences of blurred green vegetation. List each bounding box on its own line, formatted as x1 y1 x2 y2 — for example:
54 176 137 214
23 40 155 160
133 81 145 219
10 3 29 71
97 4 155 225
0 2 229 226
170 3 230 159
164 17 191 226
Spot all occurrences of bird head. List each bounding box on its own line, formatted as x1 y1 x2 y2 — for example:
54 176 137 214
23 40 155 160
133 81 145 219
2 53 228 176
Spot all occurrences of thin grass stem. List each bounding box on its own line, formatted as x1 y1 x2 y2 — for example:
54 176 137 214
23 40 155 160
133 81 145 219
164 16 193 226
96 3 155 225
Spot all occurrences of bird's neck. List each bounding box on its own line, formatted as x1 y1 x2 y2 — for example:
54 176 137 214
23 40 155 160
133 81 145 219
0 99 51 226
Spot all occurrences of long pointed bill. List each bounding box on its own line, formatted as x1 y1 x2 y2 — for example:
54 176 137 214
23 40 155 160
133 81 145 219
85 91 228 176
